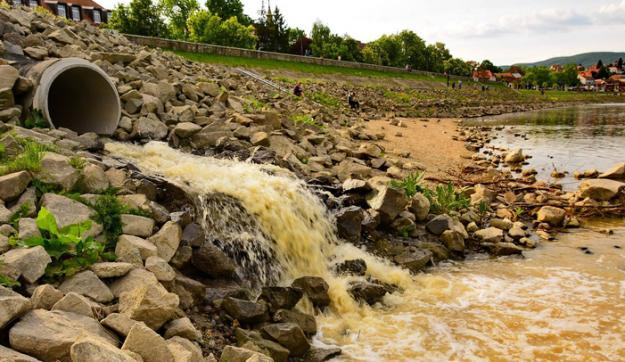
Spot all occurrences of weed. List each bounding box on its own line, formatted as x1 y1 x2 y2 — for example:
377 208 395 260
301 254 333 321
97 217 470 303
23 109 49 129
390 171 426 198
32 179 62 198
88 191 149 247
17 207 113 279
0 138 54 176
9 204 31 229
513 207 525 219
0 266 20 288
69 156 86 170
243 97 265 113
425 183 470 214
291 114 325 129
308 92 341 108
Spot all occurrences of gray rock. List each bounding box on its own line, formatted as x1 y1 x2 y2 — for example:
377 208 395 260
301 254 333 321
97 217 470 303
579 179 625 201
291 276 330 308
89 262 135 278
0 171 31 201
0 345 40 362
121 214 155 237
273 309 317 336
220 345 273 362
536 206 566 227
366 186 408 221
259 286 303 313
133 116 168 140
101 313 141 337
31 284 64 310
0 64 19 89
0 246 51 283
40 193 101 236
36 152 80 190
303 347 342 362
475 227 504 243
408 193 430 221
18 218 41 240
145 256 175 281
58 270 114 303
174 122 202 138
222 297 268 325
191 242 237 278
261 323 310 357
348 281 387 305
148 221 181 262
118 283 179 330
426 215 467 238
335 206 363 243
166 336 204 362
109 268 159 298
121 322 175 362
0 286 31 329
163 317 201 341
182 222 205 247
441 230 465 253
82 163 109 193
116 234 158 265
70 336 137 362
393 249 432 272
52 292 96 318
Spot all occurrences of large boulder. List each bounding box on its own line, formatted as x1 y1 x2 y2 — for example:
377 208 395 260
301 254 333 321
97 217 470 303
273 309 317 336
578 179 625 201
121 322 175 362
31 284 64 310
191 242 237 278
0 171 31 201
40 193 100 235
261 323 310 357
259 287 303 313
291 276 330 308
334 206 363 242
536 206 566 227
366 186 409 222
35 152 80 190
148 221 182 262
474 227 504 243
0 246 51 283
599 163 625 180
222 297 268 325
118 283 180 330
70 336 137 362
51 292 97 318
9 309 118 362
0 64 19 89
348 281 387 305
0 286 31 329
58 270 114 303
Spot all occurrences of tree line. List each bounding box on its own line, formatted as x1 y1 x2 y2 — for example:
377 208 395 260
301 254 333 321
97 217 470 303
107 0 486 76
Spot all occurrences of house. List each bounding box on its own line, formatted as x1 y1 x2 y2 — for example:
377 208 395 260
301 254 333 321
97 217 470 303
495 72 523 87
578 73 596 89
3 0 109 24
472 70 496 82
550 64 563 72
606 75 625 92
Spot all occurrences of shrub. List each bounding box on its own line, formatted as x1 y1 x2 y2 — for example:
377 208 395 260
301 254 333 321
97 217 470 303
0 138 55 176
390 171 425 198
424 183 470 214
22 109 48 129
243 97 264 113
88 190 150 248
69 156 86 170
17 207 114 279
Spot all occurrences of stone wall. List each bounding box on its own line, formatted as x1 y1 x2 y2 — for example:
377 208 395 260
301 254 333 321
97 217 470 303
124 34 471 81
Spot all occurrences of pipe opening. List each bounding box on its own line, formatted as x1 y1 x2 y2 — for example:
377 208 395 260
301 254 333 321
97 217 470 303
46 66 120 135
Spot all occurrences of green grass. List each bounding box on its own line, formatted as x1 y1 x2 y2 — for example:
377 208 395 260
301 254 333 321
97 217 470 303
0 137 55 176
308 91 341 108
171 50 450 83
383 90 414 105
291 114 325 129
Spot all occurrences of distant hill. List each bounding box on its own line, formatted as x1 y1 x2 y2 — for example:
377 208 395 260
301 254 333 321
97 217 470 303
506 52 625 68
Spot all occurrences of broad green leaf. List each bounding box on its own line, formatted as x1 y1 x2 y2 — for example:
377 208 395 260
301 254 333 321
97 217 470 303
36 207 59 236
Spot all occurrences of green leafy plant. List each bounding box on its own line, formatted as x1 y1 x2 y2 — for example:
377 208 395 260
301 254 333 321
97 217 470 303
22 109 49 129
243 97 265 113
88 191 149 248
9 204 31 229
32 179 62 198
513 207 525 219
0 270 20 289
18 207 111 279
69 157 86 170
308 92 341 108
0 138 54 176
425 183 470 214
390 171 426 198
291 114 325 129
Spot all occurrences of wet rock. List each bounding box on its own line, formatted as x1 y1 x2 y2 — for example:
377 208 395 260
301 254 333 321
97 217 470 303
261 323 310 357
490 218 513 231
504 148 524 163
426 214 467 237
58 270 114 303
536 206 566 227
9 309 119 362
164 317 201 341
145 256 176 281
303 347 342 362
236 328 289 362
259 286 303 313
0 171 31 201
191 242 237 278
70 336 137 362
349 281 387 305
394 249 432 272
578 179 625 201
0 246 51 283
408 193 430 221
441 230 465 253
366 185 409 222
508 226 526 240
149 221 182 262
220 345 273 362
599 163 625 180
222 297 269 324
36 152 80 190
118 283 180 330
121 322 175 362
0 286 31 329
31 284 64 310
273 309 317 336
489 242 524 257
182 222 205 247
335 206 363 242
474 227 504 243
335 259 367 276
291 276 330 308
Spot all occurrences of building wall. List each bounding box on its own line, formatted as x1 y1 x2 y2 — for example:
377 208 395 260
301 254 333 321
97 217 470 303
4 0 107 24
124 34 473 81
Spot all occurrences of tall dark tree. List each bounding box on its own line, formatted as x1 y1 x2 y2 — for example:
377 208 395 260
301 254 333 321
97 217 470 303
205 0 251 24
596 59 604 69
255 6 289 52
109 0 168 37
618 57 623 69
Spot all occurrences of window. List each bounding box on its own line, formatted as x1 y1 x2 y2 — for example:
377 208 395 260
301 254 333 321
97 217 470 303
28 0 37 7
57 4 66 17
92 9 100 23
71 6 80 21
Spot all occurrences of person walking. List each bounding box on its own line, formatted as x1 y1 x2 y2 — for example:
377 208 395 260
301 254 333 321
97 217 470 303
348 92 360 110
293 83 303 97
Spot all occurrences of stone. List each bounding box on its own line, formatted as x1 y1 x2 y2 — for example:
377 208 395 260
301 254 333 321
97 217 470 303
145 255 176 281
133 117 168 140
182 222 205 247
0 87 14 108
197 82 220 96
36 152 80 190
366 186 409 221
40 193 100 235
119 283 179 330
508 226 526 240
490 218 514 231
408 193 430 221
52 292 96 318
18 218 40 240
335 206 363 243
105 168 127 188
164 317 201 341
48 28 79 44
119 194 151 212
0 246 51 284
0 345 40 362
335 259 367 276
426 215 467 238
470 184 496 205
222 297 268 325
0 64 19 89
504 148 524 163
10 187 36 217
441 230 465 253
141 80 175 103
349 281 387 305
273 309 317 336
393 249 432 272
101 313 141 337
30 284 64 310
342 178 371 193
121 214 155 237
220 346 272 362
356 143 383 158
536 206 567 227
0 171 31 201
166 336 204 362
122 322 175 362
491 242 524 257
9 309 118 362
250 132 270 146
291 276 330 308
579 179 625 201
90 262 135 278
116 234 158 265
475 227 504 243
303 347 342 362
174 122 202 138
0 286 31 329
58 270 114 303
82 163 110 193
24 45 47 59
261 323 310 357
259 287 303 313
599 163 625 180
109 268 159 297
70 336 137 362
149 221 181 262
191 242 237 278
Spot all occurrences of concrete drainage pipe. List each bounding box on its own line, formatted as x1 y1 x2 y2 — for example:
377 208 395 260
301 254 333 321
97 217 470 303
31 58 120 135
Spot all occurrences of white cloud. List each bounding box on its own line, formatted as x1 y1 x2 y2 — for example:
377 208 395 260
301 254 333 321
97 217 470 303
597 0 625 23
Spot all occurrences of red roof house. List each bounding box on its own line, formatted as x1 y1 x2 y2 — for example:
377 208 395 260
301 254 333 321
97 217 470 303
4 0 109 24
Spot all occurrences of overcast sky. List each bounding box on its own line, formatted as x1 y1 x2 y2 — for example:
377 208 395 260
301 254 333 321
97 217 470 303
100 0 625 65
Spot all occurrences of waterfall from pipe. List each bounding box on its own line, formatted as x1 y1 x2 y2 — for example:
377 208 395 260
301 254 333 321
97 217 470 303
105 141 412 314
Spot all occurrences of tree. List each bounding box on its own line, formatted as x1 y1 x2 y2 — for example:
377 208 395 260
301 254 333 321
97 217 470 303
255 6 289 52
618 57 624 69
553 64 579 88
444 58 472 76
109 0 168 37
160 0 199 39
187 10 256 49
478 59 502 73
205 0 250 25
524 66 551 87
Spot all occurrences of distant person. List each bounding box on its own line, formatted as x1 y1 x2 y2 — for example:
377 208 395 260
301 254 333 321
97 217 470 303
446 73 450 87
452 82 456 89
458 80 463 89
293 83 303 97
348 92 360 110
540 87 545 95
405 64 412 72
338 55 342 61
481 85 486 92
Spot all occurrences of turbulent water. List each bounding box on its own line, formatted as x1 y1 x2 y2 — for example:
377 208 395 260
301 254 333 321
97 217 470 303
106 141 625 362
